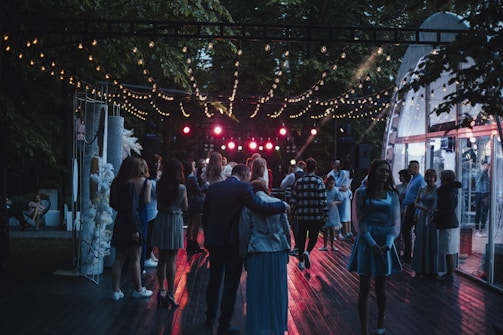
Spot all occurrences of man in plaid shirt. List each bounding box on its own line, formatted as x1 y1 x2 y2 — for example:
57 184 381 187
291 157 327 270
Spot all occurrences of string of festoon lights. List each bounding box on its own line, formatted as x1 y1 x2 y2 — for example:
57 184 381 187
182 42 214 118
250 44 287 118
5 32 396 124
397 60 490 124
310 85 393 120
2 34 141 118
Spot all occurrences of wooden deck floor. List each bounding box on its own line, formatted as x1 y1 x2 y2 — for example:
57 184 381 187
1 230 503 335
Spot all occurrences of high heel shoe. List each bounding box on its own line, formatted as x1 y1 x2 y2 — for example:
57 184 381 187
157 291 169 307
167 292 179 308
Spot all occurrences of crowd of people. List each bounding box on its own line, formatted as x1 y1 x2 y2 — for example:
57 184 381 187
107 150 462 335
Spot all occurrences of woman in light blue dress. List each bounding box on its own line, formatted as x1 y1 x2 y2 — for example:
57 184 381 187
319 175 343 251
411 169 439 276
347 159 401 335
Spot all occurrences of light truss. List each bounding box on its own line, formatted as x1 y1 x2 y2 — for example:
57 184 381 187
0 17 467 45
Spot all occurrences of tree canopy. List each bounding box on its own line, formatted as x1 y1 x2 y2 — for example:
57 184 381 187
2 0 494 197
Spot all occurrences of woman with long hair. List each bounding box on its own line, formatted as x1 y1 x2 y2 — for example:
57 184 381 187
110 156 153 300
151 158 188 308
183 160 205 254
202 152 224 185
347 159 401 335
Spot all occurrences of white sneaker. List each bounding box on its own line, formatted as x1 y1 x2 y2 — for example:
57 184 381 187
475 232 483 237
298 260 305 270
303 251 311 269
144 258 158 268
132 287 153 298
332 246 339 251
338 233 344 240
112 290 124 301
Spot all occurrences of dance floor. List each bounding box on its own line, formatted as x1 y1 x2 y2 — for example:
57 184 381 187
1 229 503 335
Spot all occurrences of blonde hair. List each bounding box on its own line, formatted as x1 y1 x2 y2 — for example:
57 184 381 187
251 157 266 181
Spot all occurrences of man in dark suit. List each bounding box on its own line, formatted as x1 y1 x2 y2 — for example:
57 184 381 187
202 164 288 335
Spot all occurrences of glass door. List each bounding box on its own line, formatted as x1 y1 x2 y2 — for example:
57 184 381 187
490 136 503 288
458 136 491 280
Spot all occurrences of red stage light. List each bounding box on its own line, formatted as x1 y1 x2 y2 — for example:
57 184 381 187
265 141 274 151
249 141 258 150
227 141 236 150
310 128 318 136
279 127 287 136
182 126 191 134
213 125 223 136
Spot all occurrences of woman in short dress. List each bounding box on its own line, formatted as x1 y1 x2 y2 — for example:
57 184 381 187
110 156 153 300
319 175 343 251
151 158 188 307
347 159 401 335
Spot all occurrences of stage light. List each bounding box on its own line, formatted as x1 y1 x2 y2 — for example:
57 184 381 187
310 128 318 136
227 141 236 150
213 125 223 136
275 145 280 151
182 125 191 134
265 141 274 151
221 144 226 150
249 140 258 151
279 126 287 136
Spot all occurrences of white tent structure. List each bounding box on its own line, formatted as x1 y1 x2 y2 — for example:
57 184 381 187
383 12 503 290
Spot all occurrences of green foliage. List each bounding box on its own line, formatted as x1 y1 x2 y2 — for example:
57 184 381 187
400 1 503 120
1 0 479 195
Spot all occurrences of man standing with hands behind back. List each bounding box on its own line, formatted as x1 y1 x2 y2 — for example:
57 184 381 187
202 164 288 335
400 160 425 260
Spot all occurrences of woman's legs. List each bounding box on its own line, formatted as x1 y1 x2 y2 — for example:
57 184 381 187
329 228 336 249
128 245 142 291
112 248 128 292
157 249 168 294
344 221 352 237
32 208 41 229
375 276 387 330
358 275 371 335
322 227 328 248
165 249 179 295
157 249 179 303
186 213 202 252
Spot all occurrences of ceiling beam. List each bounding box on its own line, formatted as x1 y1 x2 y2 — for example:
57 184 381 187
0 17 467 45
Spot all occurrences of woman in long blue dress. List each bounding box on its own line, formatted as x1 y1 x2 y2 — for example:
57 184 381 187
239 180 291 335
411 169 439 276
347 159 401 335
